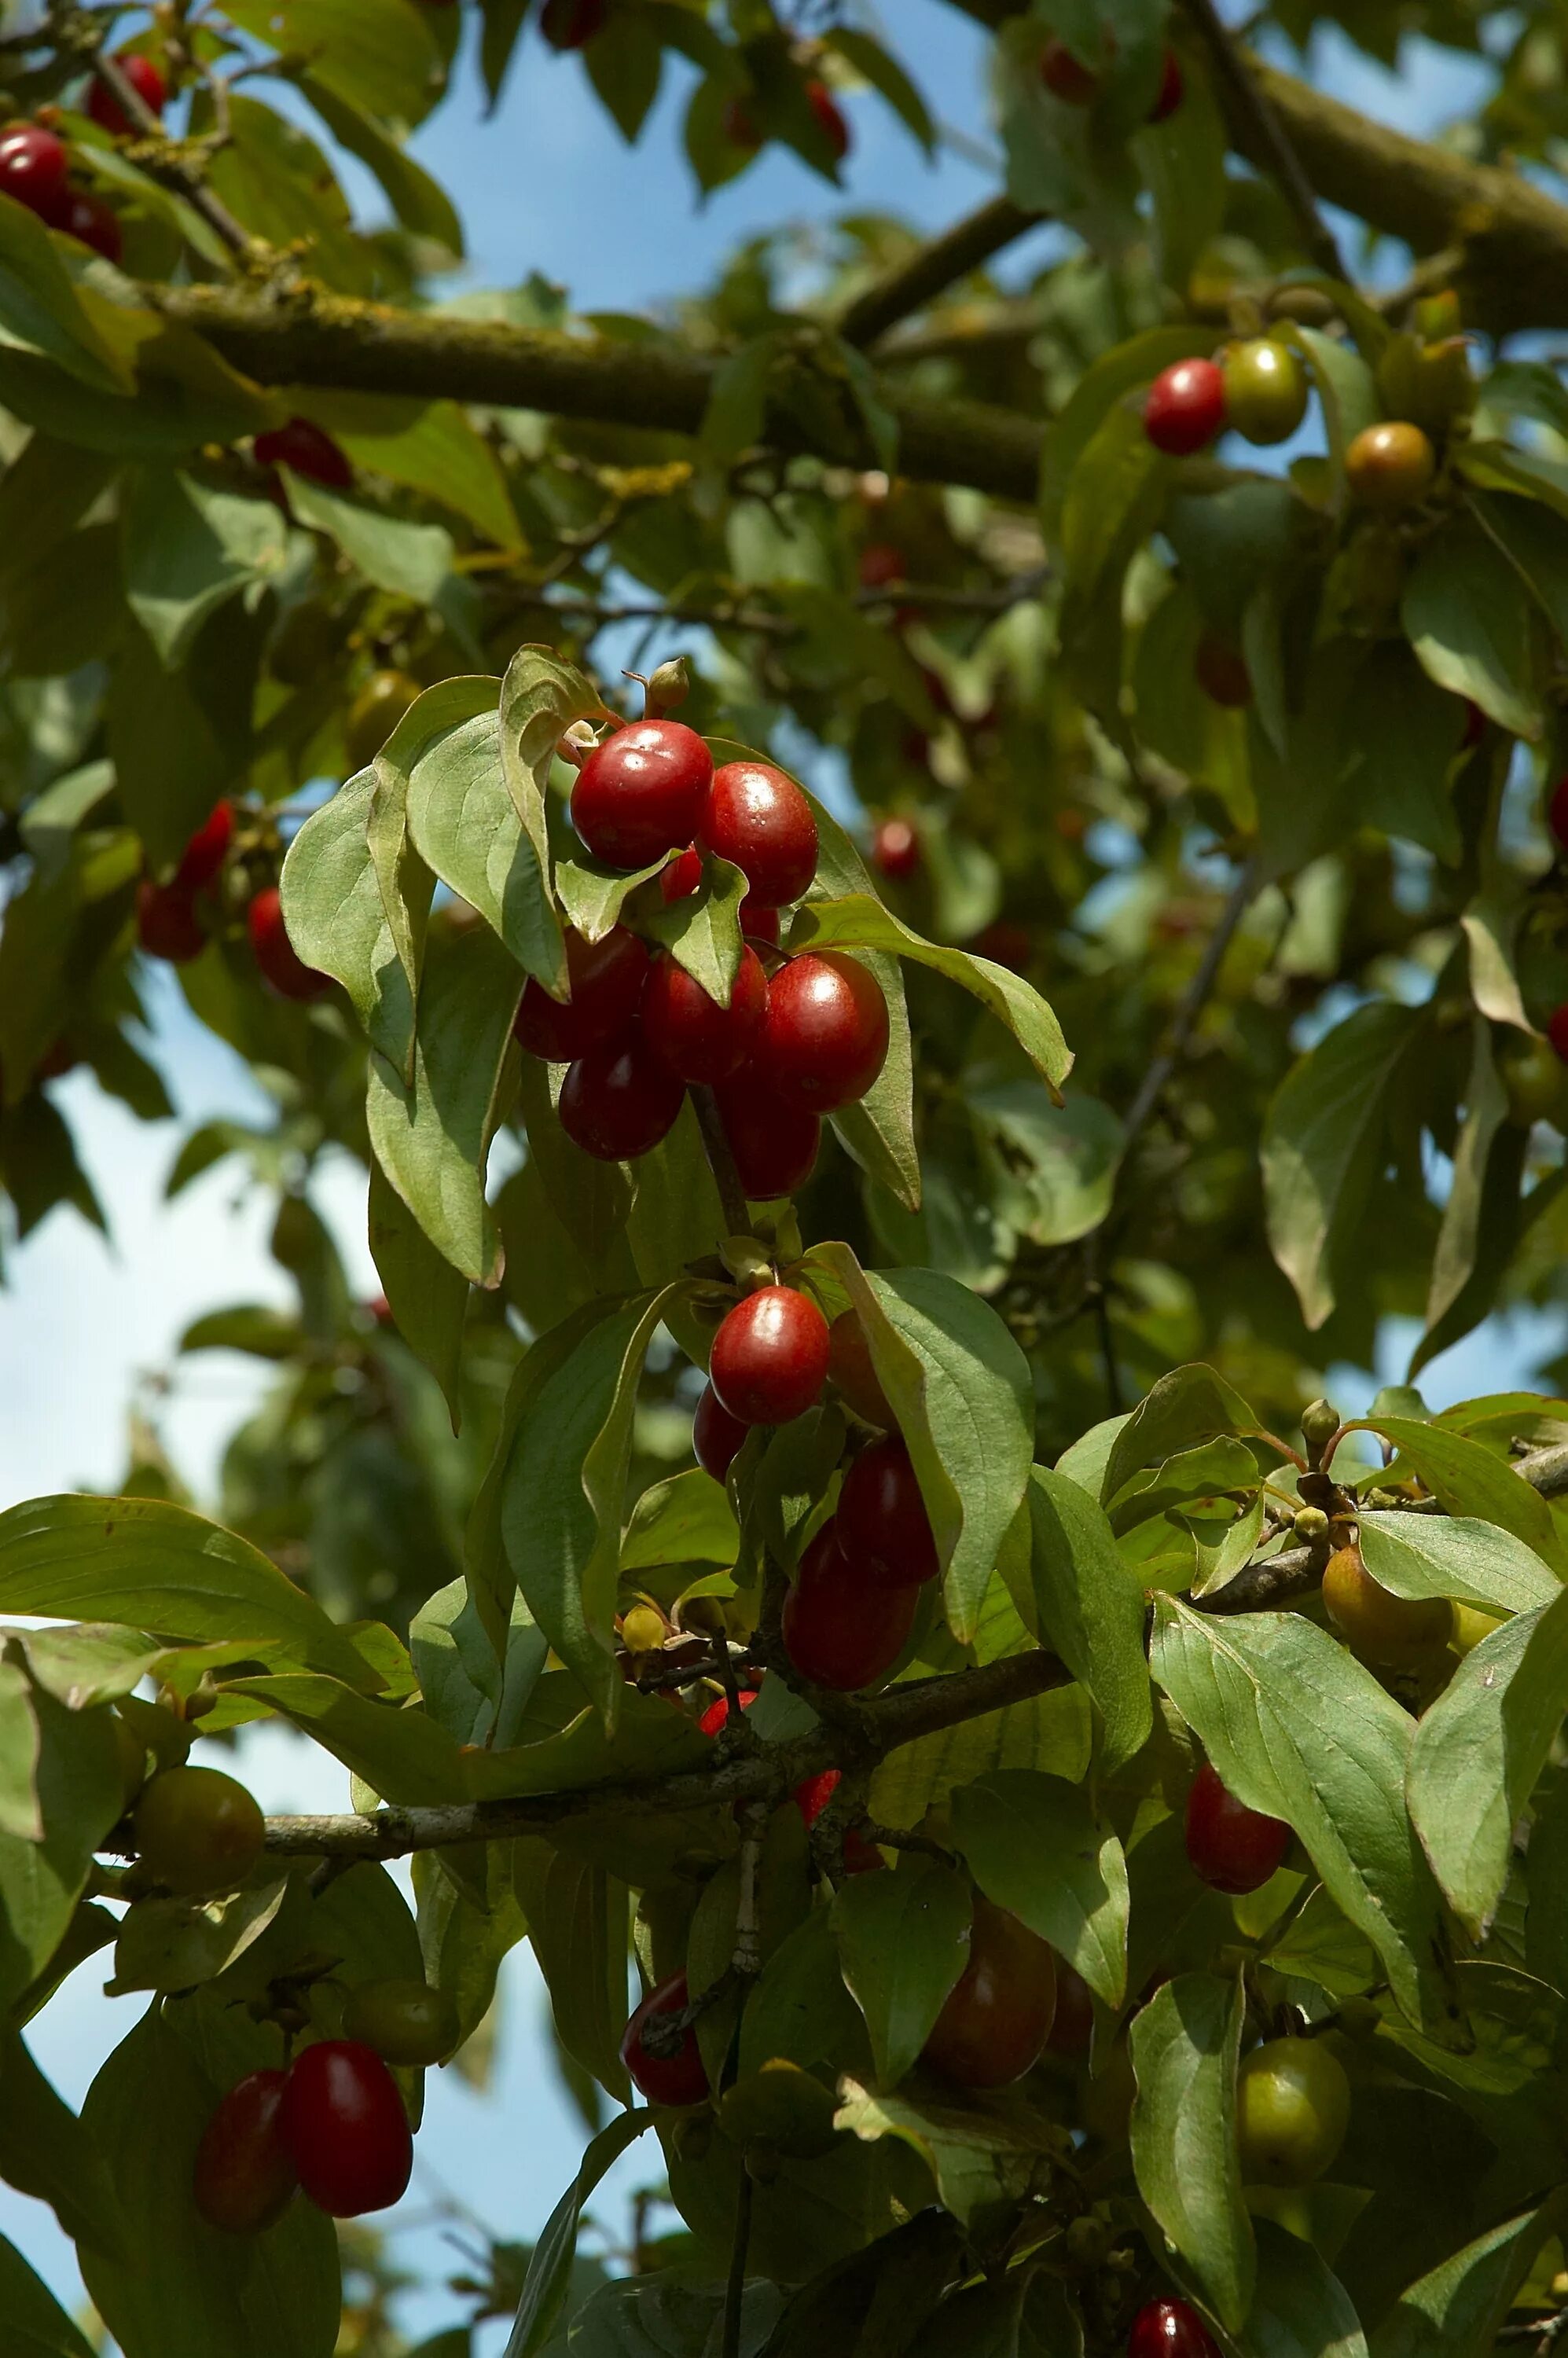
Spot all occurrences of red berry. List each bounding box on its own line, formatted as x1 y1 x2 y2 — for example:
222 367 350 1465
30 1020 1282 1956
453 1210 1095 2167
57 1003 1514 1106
740 895 780 945
194 2069 298 2235
87 53 168 137
174 800 233 894
1184 1761 1291 1895
57 187 121 261
1040 37 1100 104
807 79 850 161
837 1437 940 1589
722 94 762 150
1148 47 1184 123
248 885 331 1000
137 879 204 964
922 1894 1057 2088
1195 635 1251 708
1144 358 1227 457
661 847 703 902
513 925 651 1061
572 721 714 870
1548 1006 1568 1064
539 0 608 50
620 1971 708 2106
826 1309 893 1427
558 1030 685 1161
698 1688 758 1737
782 1520 916 1690
253 417 354 490
1548 774 1568 850
1045 1960 1094 2056
758 953 890 1113
872 817 920 880
710 1285 830 1426
1128 2298 1221 2358
693 1382 748 1482
278 2041 412 2218
713 1069 821 1199
794 1768 839 1827
0 125 68 221
642 946 767 1084
697 760 818 909
857 543 905 591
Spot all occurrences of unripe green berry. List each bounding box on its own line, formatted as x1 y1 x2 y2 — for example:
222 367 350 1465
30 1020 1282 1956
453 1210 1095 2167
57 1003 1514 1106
647 657 690 714
1293 1505 1330 1544
1301 1398 1339 1450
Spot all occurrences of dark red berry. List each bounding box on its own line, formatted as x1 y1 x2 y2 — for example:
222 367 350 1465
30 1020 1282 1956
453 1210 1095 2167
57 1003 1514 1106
1045 1960 1094 2056
1548 1006 1568 1064
714 1069 821 1198
693 1383 748 1482
661 847 703 902
87 53 168 137
174 800 233 894
710 1285 830 1426
558 1030 685 1161
807 79 850 162
278 2041 412 2219
248 886 331 1000
857 543 905 591
1148 47 1184 123
837 1437 939 1589
572 722 713 870
253 417 354 490
137 880 204 964
513 926 651 1061
722 94 762 150
697 760 818 908
57 187 121 261
780 1519 916 1691
0 125 68 221
1195 635 1251 707
827 1309 893 1426
1127 2298 1221 2358
1548 773 1568 850
620 1971 708 2106
758 952 890 1114
540 0 608 50
792 1772 881 1869
1184 1761 1291 1895
642 946 767 1084
194 2069 298 2235
1144 358 1227 457
872 817 920 880
1040 37 1099 103
698 1688 758 1737
740 895 780 945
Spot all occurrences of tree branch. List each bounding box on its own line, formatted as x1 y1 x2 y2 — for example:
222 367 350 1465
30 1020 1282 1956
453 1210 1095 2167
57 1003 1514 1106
1118 856 1260 1158
1176 0 1344 279
89 48 258 264
836 193 1045 350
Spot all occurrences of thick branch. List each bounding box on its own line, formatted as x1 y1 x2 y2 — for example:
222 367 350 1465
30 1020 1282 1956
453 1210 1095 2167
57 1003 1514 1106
150 288 1045 503
836 194 1045 351
261 1646 1070 1860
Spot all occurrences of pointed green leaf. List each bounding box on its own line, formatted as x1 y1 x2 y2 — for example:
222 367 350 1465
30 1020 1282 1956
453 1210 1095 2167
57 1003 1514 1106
832 1860 972 2088
1129 1973 1253 2332
952 1770 1129 2007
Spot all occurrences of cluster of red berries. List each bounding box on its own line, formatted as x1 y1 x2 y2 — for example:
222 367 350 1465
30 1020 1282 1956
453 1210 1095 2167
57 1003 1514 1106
0 56 167 259
136 800 331 1001
513 722 889 1182
194 2038 412 2234
1040 35 1184 123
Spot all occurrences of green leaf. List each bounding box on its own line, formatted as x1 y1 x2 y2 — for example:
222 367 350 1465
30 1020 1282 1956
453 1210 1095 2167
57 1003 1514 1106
553 850 668 945
578 1282 693 1724
298 73 464 255
951 1770 1129 2007
108 1876 291 1999
282 471 454 603
512 1846 630 2100
1024 1469 1151 1774
0 2029 128 2260
503 2110 652 2358
1406 1594 1568 1937
832 1860 972 2088
1369 2197 1568 2358
0 1685 121 2015
643 857 747 1005
1247 2218 1368 2358
0 1494 371 1684
279 767 426 1083
368 1155 469 1423
1402 515 1544 741
1100 1363 1263 1506
622 1470 739 1574
121 468 286 669
0 1657 39 1840
968 1080 1123 1247
402 690 565 990
584 9 663 140
365 919 523 1284
0 193 130 391
1423 1020 1509 1344
1351 1416 1566 1573
0 2231 95 2358
738 1906 868 2078
1262 1001 1426 1329
1357 1512 1560 1618
1129 1973 1253 2332
1149 1599 1441 2027
806 1248 1034 1643
301 395 516 547
1292 325 1379 498
222 0 446 129
516 1053 635 1268
821 29 935 151
1041 325 1212 534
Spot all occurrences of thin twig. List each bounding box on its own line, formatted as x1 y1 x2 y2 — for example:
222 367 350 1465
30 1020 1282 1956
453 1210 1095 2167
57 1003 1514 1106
516 571 1048 643
1119 856 1260 1159
88 46 258 263
691 1085 752 1237
1177 0 1346 279
836 193 1047 350
722 2166 754 2358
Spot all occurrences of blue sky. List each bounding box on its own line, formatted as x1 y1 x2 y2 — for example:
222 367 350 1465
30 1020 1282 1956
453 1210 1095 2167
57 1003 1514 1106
0 7 1548 2350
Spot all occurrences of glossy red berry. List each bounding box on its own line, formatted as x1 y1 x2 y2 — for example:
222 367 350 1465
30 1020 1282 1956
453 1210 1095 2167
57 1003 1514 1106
780 1519 917 1691
249 886 331 1000
87 53 168 136
922 1894 1057 2088
710 1285 830 1426
1548 1006 1568 1064
714 1069 821 1199
1040 37 1100 104
57 187 121 261
807 79 850 161
279 2041 412 2219
837 1437 940 1589
697 761 818 908
540 0 608 50
661 846 703 902
513 926 651 1061
572 722 714 870
253 417 354 490
1148 47 1184 123
1184 1761 1291 1895
642 946 767 1084
740 895 780 945
759 952 890 1114
698 1688 758 1737
1127 2297 1222 2358
193 2070 298 2235
791 1767 883 1871
1045 1960 1094 2056
174 800 233 894
1144 358 1227 457
872 817 920 880
621 1971 708 2106
0 125 68 221
137 879 204 964
1548 774 1568 850
558 1031 685 1161
857 543 905 591
693 1382 748 1482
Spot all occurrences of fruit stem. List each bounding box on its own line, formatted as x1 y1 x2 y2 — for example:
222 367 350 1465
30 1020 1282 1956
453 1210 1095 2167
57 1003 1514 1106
722 2158 754 2358
691 1085 751 1239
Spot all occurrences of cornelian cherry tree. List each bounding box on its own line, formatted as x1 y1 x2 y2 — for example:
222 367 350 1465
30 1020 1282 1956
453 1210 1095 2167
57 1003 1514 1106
4 2 1568 2354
